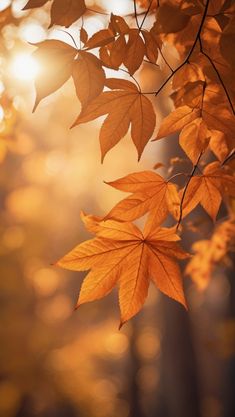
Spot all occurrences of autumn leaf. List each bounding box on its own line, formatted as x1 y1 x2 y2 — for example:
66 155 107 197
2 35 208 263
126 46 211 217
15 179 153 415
156 105 200 140
172 62 205 90
85 29 115 50
49 0 86 28
56 213 188 326
23 0 86 28
32 40 77 111
23 0 48 9
109 14 129 35
181 163 235 221
99 35 126 70
105 171 180 229
156 3 190 33
123 29 146 74
179 118 210 164
141 30 159 63
72 80 156 161
72 51 105 107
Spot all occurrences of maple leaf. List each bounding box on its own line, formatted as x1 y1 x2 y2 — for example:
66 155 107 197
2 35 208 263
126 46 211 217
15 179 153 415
181 163 235 221
32 40 77 111
105 171 180 230
156 105 200 140
72 79 156 161
179 118 210 164
56 213 188 326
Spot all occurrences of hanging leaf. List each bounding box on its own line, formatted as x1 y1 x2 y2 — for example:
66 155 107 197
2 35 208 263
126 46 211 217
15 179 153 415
56 213 188 326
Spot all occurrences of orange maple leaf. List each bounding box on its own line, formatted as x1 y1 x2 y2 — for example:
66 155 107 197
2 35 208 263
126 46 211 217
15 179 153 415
72 79 156 161
105 171 180 230
56 213 188 326
181 162 235 221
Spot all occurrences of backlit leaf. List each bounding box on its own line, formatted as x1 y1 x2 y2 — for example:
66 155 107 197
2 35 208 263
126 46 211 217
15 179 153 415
56 213 188 325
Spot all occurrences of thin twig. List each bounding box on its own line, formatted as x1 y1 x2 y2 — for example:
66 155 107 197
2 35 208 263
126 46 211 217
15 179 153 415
119 68 142 92
139 0 154 30
133 0 140 29
86 7 109 16
143 59 159 67
167 172 188 182
158 48 173 72
199 37 235 115
221 149 235 166
176 152 202 230
141 0 210 95
57 30 79 49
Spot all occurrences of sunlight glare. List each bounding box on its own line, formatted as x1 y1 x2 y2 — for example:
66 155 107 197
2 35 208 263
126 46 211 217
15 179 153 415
11 53 40 81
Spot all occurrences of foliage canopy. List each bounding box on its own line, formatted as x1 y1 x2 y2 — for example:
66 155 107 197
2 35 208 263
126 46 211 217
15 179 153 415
21 0 235 324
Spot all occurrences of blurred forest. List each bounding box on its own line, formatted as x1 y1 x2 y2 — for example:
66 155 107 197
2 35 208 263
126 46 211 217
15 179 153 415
0 1 235 417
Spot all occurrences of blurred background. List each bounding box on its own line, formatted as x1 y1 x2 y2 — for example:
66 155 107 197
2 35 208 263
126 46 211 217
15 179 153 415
0 1 235 417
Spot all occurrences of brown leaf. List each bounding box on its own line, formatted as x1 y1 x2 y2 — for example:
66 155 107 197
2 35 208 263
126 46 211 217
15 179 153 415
85 29 115 49
49 0 86 28
72 51 105 107
22 0 48 9
99 35 126 69
109 14 129 35
80 27 88 44
142 30 158 63
123 29 146 75
32 40 77 111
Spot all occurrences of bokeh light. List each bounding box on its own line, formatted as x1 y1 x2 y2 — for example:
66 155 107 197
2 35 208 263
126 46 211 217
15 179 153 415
10 53 40 81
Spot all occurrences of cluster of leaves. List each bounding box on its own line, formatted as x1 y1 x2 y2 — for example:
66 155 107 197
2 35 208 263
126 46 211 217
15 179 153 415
23 0 235 325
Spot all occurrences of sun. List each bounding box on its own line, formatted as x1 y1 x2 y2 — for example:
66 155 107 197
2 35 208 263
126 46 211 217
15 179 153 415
11 53 40 81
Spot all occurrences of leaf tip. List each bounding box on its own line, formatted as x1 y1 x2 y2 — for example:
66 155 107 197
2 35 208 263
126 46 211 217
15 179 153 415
118 320 125 330
74 302 81 311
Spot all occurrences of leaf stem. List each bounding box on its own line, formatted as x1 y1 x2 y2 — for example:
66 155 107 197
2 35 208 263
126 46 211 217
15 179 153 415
221 149 235 166
167 172 188 183
119 68 142 92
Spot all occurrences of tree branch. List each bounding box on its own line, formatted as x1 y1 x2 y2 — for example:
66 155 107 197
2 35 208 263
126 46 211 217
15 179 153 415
133 0 140 29
176 153 202 230
139 0 154 30
141 0 210 95
199 37 235 115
